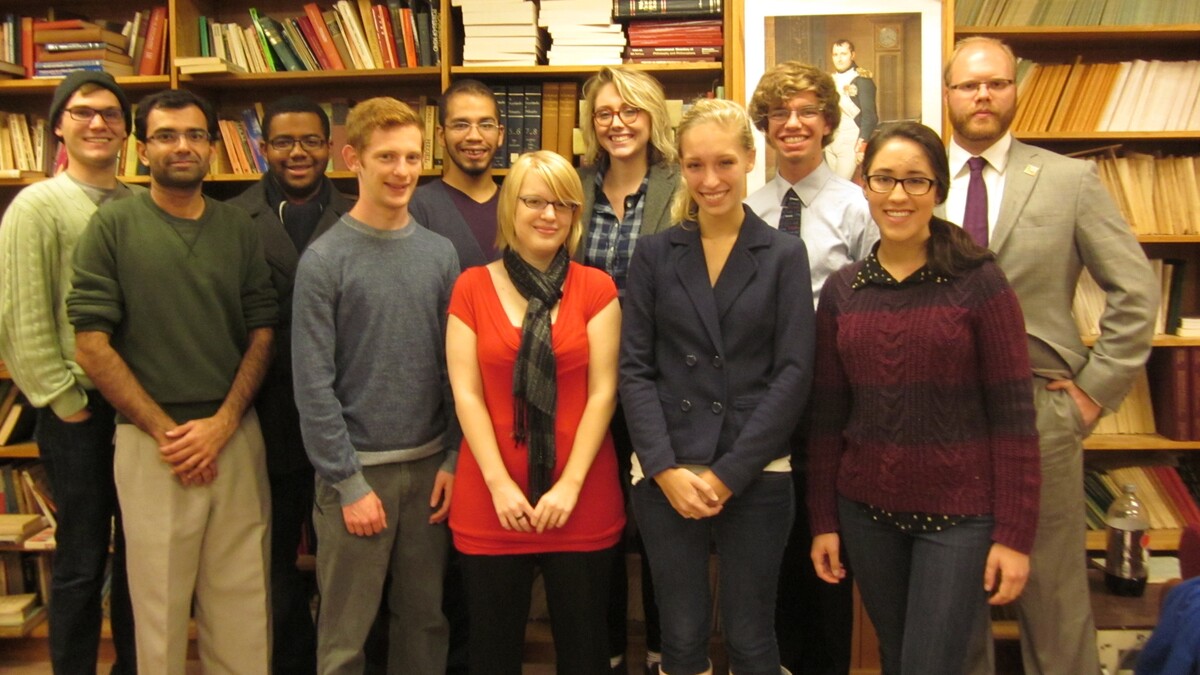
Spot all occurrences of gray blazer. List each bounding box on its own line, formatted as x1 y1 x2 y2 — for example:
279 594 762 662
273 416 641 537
992 139 1158 411
228 177 352 473
574 161 680 262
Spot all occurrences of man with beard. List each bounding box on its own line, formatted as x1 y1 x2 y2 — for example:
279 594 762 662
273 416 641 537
824 40 877 180
409 78 504 269
943 37 1158 675
0 70 139 675
229 95 351 675
68 88 277 674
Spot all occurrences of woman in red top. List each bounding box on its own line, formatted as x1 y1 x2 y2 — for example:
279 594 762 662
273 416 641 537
446 150 625 675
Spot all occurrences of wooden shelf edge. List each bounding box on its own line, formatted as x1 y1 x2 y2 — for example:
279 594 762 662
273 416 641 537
955 24 1200 40
452 63 722 78
0 442 39 459
1015 131 1200 141
1086 528 1181 551
179 67 441 88
0 75 170 94
1084 433 1200 451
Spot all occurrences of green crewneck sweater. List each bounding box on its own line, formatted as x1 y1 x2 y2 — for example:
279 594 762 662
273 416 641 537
67 192 278 423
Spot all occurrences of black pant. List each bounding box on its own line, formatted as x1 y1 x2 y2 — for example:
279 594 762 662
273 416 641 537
776 469 854 675
462 547 616 675
269 464 317 675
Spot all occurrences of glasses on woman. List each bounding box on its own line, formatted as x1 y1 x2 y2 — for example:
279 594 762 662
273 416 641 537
864 175 936 196
592 107 641 126
518 195 579 215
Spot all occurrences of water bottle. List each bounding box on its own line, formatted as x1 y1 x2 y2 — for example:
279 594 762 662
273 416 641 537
1103 483 1149 597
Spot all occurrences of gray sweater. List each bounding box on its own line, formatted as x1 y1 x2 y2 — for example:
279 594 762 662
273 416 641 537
292 213 460 505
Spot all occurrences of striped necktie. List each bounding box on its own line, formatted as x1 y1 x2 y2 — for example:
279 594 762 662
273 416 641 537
780 188 802 237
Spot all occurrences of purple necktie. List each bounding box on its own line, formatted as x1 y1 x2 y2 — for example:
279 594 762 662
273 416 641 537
963 156 988 247
780 188 802 237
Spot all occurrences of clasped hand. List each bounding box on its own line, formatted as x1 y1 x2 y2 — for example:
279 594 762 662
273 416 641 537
158 413 237 486
654 468 729 520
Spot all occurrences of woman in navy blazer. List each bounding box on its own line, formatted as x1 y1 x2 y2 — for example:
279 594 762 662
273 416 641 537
619 98 815 675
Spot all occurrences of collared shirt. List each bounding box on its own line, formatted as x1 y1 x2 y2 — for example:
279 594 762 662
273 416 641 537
745 162 878 308
582 168 649 298
851 245 950 290
946 133 1012 240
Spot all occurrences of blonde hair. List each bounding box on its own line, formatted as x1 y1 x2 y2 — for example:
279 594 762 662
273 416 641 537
671 98 755 223
580 67 676 167
943 36 1017 85
747 60 841 146
497 151 586 257
345 97 422 152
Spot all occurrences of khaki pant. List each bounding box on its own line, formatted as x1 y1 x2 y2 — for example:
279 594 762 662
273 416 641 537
115 411 272 675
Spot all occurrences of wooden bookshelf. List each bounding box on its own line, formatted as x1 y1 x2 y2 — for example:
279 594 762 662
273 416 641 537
1086 528 1181 551
0 442 39 460
0 606 46 639
956 24 1200 44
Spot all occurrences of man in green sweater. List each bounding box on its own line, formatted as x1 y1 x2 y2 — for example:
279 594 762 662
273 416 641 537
67 89 278 675
0 70 139 675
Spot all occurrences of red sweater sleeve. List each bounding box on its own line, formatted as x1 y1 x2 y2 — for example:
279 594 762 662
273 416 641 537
806 268 854 536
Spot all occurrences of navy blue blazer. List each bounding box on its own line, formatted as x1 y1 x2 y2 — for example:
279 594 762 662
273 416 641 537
619 206 815 495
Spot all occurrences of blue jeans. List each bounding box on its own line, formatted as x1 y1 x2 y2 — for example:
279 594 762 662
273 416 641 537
838 497 994 675
36 395 135 675
633 472 793 675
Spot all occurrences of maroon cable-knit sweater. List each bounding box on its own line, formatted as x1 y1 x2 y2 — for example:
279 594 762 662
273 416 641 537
806 251 1041 553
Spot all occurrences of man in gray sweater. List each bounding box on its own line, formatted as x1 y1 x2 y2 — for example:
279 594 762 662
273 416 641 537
292 97 460 675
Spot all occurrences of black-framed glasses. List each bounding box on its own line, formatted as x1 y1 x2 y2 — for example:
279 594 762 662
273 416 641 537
864 175 936 196
268 135 328 151
66 106 124 123
763 105 824 124
592 107 641 126
518 195 579 215
946 78 1014 95
444 120 502 135
147 129 212 145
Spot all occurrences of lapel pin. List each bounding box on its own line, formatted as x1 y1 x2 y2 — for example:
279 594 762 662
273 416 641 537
1024 165 1039 177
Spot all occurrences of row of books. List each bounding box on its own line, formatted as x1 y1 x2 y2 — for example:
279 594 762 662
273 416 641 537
197 1 440 75
1085 464 1200 532
1074 258 1189 341
1012 58 1200 133
493 82 576 168
1089 367 1154 436
957 0 1200 27
0 381 35 447
611 0 722 20
0 462 54 533
0 112 50 179
1146 347 1200 442
1 10 169 79
1082 151 1200 237
627 19 722 64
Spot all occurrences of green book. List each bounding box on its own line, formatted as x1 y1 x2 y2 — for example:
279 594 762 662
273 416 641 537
199 16 211 58
247 8 278 71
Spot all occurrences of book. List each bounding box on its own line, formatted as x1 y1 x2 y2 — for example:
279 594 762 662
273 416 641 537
557 81 577 161
1146 348 1191 441
491 85 508 169
247 8 278 71
35 46 129 64
282 17 321 71
33 27 128 51
137 6 168 76
33 59 134 76
241 109 269 173
304 3 345 69
370 4 398 69
322 10 356 70
258 15 305 71
542 81 560 155
0 402 35 445
522 83 541 154
294 16 331 70
613 0 722 19
0 594 39 627
505 85 524 166
0 514 47 543
356 0 384 69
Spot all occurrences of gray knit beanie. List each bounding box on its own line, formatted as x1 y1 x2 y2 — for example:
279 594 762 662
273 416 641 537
48 70 133 133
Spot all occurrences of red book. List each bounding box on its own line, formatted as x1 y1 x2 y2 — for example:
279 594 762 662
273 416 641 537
33 19 97 30
296 16 332 70
371 4 398 69
399 8 417 68
21 17 34 77
137 6 168 76
1191 347 1200 441
1152 467 1200 528
303 2 346 70
1146 348 1191 441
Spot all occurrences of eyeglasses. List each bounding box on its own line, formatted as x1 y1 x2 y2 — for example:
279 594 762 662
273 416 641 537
593 107 641 126
66 106 124 123
946 78 1015 95
147 129 212 145
518 195 579 215
268 135 328 151
864 175 937 196
763 105 824 124
444 120 502 135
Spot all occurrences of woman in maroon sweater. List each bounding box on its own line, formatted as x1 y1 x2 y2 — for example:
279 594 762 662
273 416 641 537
806 121 1040 675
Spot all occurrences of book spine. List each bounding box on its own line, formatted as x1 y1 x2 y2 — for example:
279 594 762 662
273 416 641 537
305 3 346 70
248 8 278 71
428 1 440 66
261 16 305 71
371 5 398 69
400 9 418 69
137 6 167 76
322 10 355 70
415 2 434 67
523 83 541 154
614 0 722 19
626 45 722 57
355 0 383 69
506 85 524 167
199 16 211 58
41 41 108 52
296 16 332 70
492 86 508 169
20 17 32 77
241 109 270 173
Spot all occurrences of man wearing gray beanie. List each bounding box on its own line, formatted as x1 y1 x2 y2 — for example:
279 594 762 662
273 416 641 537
0 70 138 674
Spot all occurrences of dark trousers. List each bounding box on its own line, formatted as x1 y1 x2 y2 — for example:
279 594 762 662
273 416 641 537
35 395 136 675
839 497 994 675
634 473 793 675
269 463 317 675
462 547 616 675
607 403 660 662
776 469 854 675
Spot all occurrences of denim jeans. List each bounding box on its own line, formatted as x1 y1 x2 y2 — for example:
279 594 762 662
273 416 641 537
633 472 793 675
36 395 136 675
838 497 994 675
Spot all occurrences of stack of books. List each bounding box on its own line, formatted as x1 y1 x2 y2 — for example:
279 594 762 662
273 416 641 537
455 0 542 66
31 19 135 77
539 0 623 66
623 19 722 64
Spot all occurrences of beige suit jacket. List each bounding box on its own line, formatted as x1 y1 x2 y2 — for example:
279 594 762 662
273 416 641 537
991 139 1158 411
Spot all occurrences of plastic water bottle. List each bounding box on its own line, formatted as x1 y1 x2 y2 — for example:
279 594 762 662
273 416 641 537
1103 483 1149 597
